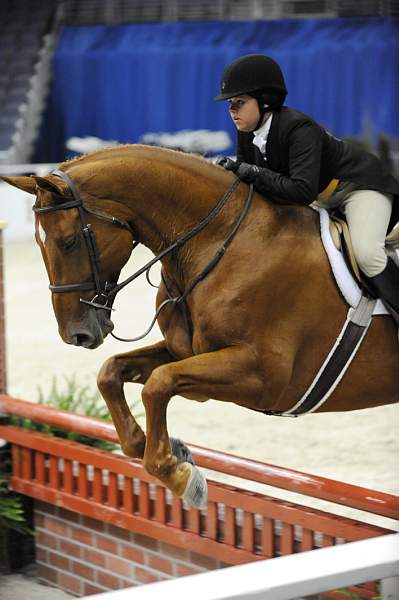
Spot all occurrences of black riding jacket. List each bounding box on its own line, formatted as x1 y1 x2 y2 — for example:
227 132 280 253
236 106 399 227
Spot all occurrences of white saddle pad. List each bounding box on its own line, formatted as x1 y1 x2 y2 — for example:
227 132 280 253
314 206 388 315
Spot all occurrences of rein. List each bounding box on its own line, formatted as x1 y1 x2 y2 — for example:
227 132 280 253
32 169 253 342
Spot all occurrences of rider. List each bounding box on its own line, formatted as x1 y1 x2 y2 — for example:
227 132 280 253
215 54 399 321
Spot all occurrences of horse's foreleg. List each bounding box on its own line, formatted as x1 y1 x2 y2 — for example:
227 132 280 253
97 340 176 459
141 346 263 508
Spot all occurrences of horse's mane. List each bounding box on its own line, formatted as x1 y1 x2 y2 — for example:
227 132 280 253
60 143 219 179
60 143 317 234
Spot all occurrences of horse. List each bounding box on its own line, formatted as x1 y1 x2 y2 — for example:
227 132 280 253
2 144 398 509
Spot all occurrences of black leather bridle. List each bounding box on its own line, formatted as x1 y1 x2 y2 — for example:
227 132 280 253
32 169 253 342
32 169 137 311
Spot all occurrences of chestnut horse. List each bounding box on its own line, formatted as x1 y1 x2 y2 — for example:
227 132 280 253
2 145 398 508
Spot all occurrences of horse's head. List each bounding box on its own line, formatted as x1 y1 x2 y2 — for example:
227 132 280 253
1 173 135 349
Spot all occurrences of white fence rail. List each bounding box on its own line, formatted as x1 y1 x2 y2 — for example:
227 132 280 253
84 533 399 600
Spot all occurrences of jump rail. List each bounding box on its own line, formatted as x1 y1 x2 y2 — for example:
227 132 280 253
1 395 398 598
1 395 398 521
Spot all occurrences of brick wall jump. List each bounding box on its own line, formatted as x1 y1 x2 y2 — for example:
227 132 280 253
35 501 224 596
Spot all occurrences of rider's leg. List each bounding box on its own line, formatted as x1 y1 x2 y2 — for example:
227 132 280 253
342 189 399 321
367 256 399 322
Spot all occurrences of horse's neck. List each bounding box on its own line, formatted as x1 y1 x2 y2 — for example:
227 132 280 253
110 151 239 254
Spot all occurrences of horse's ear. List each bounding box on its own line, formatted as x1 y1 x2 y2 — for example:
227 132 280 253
32 175 69 195
0 175 37 195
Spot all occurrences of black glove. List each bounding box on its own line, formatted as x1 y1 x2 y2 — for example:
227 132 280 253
235 162 260 183
215 156 239 172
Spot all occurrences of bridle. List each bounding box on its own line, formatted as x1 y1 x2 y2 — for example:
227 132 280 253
33 169 138 310
32 168 254 342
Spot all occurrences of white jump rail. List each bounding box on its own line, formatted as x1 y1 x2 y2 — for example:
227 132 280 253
83 533 399 600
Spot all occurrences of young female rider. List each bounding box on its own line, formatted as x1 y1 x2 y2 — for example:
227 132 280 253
215 54 399 320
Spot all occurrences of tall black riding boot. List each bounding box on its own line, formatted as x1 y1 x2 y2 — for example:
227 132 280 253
367 257 399 324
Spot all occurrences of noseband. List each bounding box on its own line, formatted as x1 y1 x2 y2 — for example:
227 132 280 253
32 169 253 341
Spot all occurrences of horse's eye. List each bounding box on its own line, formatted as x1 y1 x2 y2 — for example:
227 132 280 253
62 236 77 251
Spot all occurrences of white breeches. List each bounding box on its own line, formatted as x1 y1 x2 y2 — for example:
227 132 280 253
341 189 393 277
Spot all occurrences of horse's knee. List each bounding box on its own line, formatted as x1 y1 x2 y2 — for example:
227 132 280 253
97 356 121 395
142 365 174 407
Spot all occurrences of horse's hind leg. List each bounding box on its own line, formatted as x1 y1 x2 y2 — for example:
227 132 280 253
97 341 176 459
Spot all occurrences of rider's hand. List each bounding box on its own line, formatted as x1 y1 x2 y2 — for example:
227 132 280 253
236 162 260 183
215 156 239 172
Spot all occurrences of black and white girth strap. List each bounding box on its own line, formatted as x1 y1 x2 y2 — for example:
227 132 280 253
263 293 377 417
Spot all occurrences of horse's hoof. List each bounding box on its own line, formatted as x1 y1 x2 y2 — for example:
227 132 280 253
170 437 195 465
182 463 208 510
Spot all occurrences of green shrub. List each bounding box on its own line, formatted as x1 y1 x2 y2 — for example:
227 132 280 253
0 475 33 535
0 472 34 574
10 374 143 452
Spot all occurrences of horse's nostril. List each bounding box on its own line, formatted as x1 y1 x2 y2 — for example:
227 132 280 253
72 333 92 347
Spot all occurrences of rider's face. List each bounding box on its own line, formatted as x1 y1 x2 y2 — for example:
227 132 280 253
227 95 260 132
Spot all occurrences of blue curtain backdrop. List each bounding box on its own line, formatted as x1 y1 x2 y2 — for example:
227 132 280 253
36 17 399 161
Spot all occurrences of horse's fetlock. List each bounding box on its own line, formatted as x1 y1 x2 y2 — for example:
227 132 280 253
143 460 159 478
121 435 145 459
122 443 143 459
144 451 177 479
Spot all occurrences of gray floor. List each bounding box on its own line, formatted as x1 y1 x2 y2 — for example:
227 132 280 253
0 572 74 600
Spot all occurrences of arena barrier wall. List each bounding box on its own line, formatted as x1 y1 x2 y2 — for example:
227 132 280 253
0 223 7 394
0 396 398 598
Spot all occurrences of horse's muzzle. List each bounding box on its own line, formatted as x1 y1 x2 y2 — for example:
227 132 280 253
66 311 114 349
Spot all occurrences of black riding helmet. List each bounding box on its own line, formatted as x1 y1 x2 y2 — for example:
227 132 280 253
215 54 288 130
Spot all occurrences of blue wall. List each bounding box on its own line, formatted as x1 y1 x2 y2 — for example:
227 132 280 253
37 17 399 161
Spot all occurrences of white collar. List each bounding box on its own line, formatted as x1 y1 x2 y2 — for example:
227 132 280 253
252 113 273 154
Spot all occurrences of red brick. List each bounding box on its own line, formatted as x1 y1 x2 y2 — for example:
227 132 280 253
132 532 158 551
83 582 107 595
71 560 95 581
95 534 118 554
134 566 160 584
190 551 219 570
107 556 133 578
81 516 105 533
71 524 93 546
35 547 47 563
120 544 145 564
59 572 82 595
83 547 107 568
36 502 56 515
59 539 82 559
47 551 70 571
46 516 70 537
37 531 58 551
159 542 189 562
57 507 81 524
147 554 173 575
97 571 120 590
175 563 204 577
38 564 58 585
106 524 131 541
118 579 137 589
34 512 45 528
